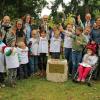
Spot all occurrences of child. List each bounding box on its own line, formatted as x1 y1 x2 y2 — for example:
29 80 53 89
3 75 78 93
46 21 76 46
4 40 19 87
83 26 91 43
77 46 98 82
17 41 29 79
64 24 73 75
68 27 87 77
50 30 62 59
86 40 97 51
29 29 39 75
38 30 48 77
0 32 6 88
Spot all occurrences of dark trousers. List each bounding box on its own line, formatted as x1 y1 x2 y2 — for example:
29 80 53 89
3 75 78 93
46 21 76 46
17 64 28 79
5 68 17 85
39 53 47 71
0 72 6 84
64 48 72 74
51 52 60 59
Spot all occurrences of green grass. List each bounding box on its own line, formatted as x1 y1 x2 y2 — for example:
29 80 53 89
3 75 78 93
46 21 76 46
0 77 100 100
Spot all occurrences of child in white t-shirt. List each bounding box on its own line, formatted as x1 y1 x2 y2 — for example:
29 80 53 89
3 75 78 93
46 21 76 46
28 29 39 75
38 30 48 77
50 30 62 59
4 40 19 87
17 41 29 79
64 24 73 75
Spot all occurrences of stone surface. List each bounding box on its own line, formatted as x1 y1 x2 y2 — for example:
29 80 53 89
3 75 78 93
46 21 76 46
46 59 68 82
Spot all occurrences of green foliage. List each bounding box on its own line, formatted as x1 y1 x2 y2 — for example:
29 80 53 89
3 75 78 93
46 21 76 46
64 13 75 25
0 0 47 19
93 10 100 18
50 0 100 22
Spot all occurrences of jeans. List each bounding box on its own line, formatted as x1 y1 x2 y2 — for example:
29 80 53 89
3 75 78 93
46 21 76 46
72 51 82 76
29 56 38 74
17 64 28 79
64 48 72 74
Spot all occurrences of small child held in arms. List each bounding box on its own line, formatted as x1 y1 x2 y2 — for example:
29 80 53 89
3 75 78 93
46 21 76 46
38 30 48 77
50 30 62 59
17 41 29 79
77 46 98 82
28 29 39 75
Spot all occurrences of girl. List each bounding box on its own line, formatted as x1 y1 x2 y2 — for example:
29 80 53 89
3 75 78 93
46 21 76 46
38 30 48 77
17 41 29 79
77 46 98 82
50 30 62 59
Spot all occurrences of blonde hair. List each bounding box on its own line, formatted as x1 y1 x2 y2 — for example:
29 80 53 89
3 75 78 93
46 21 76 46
17 41 25 48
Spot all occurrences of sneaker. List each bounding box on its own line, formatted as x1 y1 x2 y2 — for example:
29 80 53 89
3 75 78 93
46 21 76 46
81 79 85 83
1 84 5 88
77 78 81 82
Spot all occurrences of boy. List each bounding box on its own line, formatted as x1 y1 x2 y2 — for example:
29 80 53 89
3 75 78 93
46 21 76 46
64 24 73 75
29 29 39 75
68 27 87 78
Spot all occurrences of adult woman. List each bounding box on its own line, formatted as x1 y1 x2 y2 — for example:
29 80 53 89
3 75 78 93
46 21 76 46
23 14 32 44
15 19 25 44
90 17 100 80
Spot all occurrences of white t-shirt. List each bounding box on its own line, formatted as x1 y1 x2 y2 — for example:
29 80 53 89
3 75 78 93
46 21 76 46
0 42 6 72
29 38 39 55
50 37 61 52
38 37 48 54
17 47 29 64
5 47 19 69
64 30 73 48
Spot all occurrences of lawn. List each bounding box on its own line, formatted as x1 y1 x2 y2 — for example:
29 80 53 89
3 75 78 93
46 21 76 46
0 77 100 100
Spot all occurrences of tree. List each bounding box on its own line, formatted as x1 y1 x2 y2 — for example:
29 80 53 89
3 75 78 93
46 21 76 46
50 0 100 23
0 0 47 19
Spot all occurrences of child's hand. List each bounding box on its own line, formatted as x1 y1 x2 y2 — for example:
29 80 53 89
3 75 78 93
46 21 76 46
77 40 81 45
83 60 87 63
77 15 81 22
0 47 2 52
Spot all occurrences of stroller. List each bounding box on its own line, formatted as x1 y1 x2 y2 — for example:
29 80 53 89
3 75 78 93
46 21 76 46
72 62 98 87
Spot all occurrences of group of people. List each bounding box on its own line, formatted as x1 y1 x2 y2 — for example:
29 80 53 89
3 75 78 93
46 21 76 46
0 13 100 88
